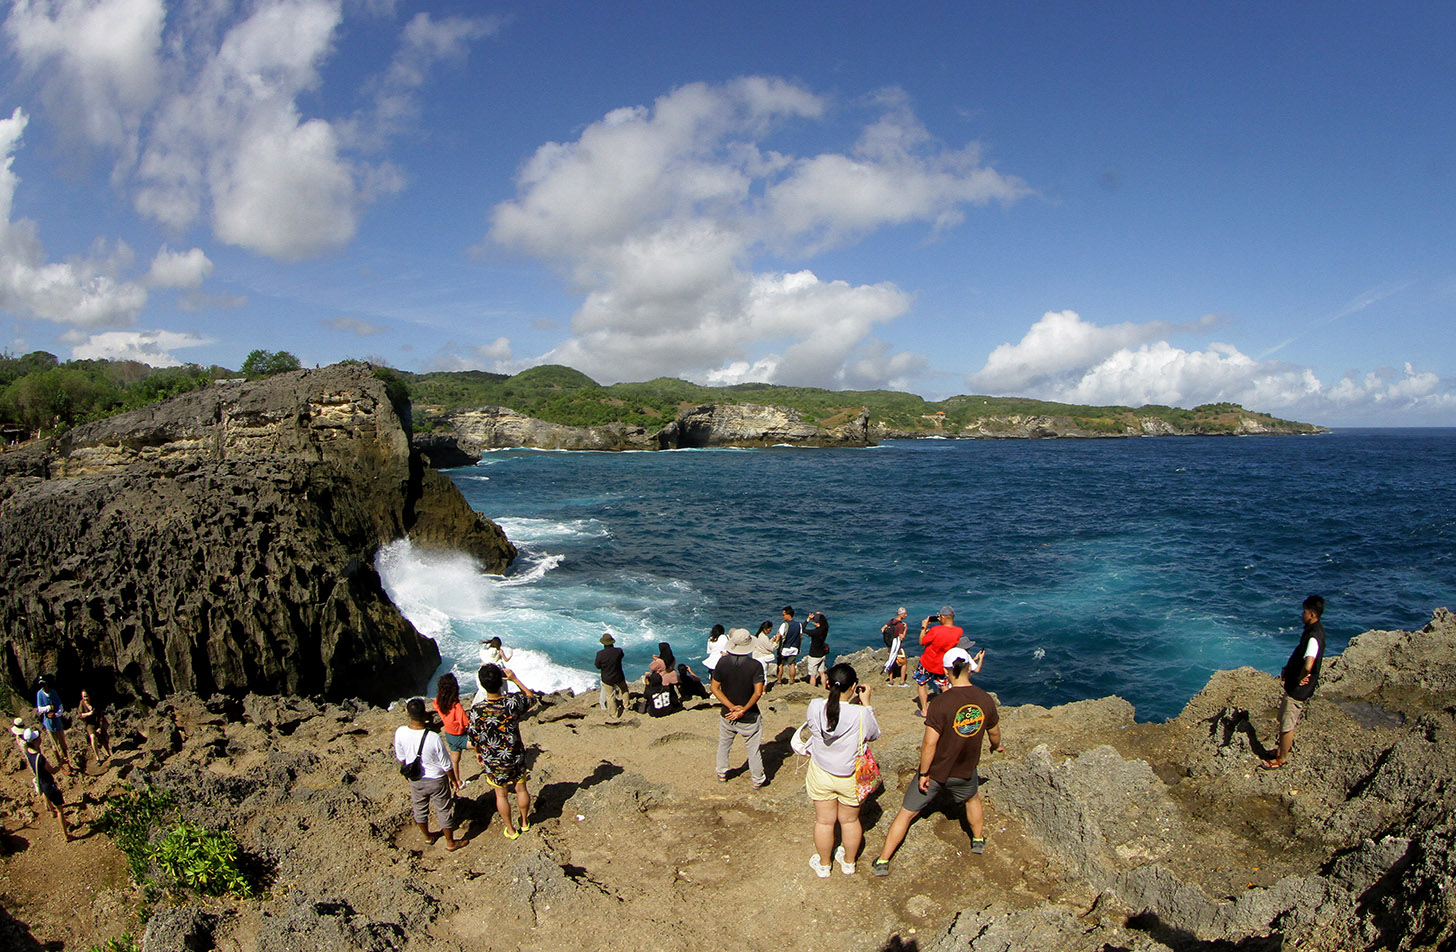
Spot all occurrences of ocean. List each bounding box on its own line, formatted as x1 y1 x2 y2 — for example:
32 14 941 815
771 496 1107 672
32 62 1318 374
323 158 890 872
377 428 1456 722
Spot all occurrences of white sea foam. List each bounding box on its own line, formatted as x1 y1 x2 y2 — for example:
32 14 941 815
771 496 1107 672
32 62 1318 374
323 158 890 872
494 516 611 544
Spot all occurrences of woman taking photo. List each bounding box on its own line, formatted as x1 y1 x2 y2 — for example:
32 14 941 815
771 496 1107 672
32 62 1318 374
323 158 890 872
804 663 879 877
469 664 535 839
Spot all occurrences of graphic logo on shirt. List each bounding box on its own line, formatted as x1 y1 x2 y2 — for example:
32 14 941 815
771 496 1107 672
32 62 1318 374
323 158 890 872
953 704 986 737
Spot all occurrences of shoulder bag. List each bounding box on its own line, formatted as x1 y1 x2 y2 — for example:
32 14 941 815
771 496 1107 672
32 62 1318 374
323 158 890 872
399 729 428 781
853 707 881 802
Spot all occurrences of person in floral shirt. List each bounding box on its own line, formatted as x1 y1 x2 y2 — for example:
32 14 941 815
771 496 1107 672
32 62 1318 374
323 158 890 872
469 664 535 839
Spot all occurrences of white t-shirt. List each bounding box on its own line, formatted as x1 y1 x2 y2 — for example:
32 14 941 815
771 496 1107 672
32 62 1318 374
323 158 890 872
393 726 453 780
806 699 880 777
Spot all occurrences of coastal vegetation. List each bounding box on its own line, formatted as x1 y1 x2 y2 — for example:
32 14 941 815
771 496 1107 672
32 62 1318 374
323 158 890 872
0 350 1322 440
94 784 257 900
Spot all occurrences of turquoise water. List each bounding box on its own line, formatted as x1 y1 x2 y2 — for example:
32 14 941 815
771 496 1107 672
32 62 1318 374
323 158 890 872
377 429 1456 721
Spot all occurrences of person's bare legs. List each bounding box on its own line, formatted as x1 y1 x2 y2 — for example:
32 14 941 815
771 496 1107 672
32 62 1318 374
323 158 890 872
1264 729 1294 767
876 807 920 863
837 802 863 863
494 784 516 834
813 798 838 865
966 794 984 839
514 781 532 829
916 682 930 716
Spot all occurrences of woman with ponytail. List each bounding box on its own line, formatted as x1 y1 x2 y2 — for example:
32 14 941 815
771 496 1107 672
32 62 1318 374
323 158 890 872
804 663 880 878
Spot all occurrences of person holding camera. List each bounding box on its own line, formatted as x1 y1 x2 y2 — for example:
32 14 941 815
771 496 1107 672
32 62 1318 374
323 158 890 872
914 606 962 718
804 664 880 877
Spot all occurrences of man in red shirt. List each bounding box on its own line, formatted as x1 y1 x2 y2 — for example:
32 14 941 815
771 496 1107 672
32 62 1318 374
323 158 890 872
915 605 962 718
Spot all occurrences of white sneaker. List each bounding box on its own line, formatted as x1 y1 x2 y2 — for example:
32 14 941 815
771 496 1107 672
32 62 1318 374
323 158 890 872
834 845 856 875
808 854 831 878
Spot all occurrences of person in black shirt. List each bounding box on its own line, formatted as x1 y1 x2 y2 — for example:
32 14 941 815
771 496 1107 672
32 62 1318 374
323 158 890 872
1262 594 1327 769
594 632 628 720
711 628 767 787
803 612 831 688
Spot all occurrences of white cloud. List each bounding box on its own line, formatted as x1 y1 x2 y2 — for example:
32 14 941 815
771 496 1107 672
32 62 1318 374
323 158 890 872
68 328 209 365
968 309 1456 424
9 1 490 260
491 78 1022 389
4 0 165 167
146 246 212 288
0 108 149 328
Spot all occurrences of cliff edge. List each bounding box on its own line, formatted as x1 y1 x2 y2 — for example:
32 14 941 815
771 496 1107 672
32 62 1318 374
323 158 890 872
0 365 514 706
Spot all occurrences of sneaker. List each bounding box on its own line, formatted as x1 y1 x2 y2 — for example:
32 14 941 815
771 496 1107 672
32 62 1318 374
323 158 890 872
834 845 855 875
717 773 728 783
872 859 890 877
971 836 986 854
808 854 831 878
752 778 767 789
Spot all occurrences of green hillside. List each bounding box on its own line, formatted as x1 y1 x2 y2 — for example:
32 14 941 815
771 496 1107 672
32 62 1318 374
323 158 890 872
401 365 1324 435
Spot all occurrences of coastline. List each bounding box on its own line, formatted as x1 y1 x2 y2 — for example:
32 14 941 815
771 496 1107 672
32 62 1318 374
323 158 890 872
3 609 1453 951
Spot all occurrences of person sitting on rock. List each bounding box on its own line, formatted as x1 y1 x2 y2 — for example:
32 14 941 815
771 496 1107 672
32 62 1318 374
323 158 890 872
645 671 681 717
394 697 461 851
645 642 681 692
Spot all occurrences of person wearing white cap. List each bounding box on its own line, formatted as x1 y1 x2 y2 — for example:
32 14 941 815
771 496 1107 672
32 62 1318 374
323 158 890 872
19 727 71 840
872 646 998 876
710 628 767 787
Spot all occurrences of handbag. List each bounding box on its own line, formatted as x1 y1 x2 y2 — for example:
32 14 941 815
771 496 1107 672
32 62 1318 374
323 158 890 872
790 721 811 756
399 729 428 781
853 709 881 802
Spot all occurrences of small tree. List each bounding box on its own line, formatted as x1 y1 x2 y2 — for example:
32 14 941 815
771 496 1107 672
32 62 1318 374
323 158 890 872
239 349 302 378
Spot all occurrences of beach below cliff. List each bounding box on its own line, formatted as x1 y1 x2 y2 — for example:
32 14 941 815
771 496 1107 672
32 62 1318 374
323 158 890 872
3 609 1454 952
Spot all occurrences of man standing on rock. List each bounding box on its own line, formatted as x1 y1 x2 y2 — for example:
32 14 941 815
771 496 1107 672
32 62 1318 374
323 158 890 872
34 675 71 771
915 606 962 718
873 648 999 876
1263 594 1327 770
595 632 628 720
775 606 803 685
712 628 767 787
394 697 461 850
882 607 909 685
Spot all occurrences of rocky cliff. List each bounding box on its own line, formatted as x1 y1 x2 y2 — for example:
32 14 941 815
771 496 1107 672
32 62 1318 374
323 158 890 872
3 610 1452 952
0 365 515 706
873 410 1327 440
416 402 874 463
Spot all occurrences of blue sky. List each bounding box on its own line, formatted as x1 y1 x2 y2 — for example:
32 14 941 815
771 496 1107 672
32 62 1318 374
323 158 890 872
1 0 1453 425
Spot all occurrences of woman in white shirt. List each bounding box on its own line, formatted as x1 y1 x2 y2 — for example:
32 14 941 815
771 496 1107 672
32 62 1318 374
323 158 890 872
804 664 879 877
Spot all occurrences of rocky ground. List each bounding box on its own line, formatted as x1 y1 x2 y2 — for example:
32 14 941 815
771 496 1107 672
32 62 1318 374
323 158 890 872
3 610 1454 952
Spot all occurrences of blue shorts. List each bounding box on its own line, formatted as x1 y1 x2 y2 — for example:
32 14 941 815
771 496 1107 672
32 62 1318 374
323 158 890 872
913 664 948 693
442 731 469 753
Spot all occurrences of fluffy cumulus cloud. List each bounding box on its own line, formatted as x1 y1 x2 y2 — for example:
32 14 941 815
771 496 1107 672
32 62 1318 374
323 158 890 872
0 108 149 328
490 78 1028 387
968 310 1456 424
146 246 212 288
68 328 209 365
5 0 495 260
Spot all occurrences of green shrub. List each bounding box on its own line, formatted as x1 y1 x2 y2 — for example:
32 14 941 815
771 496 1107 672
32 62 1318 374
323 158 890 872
154 821 253 898
85 935 139 952
93 785 255 899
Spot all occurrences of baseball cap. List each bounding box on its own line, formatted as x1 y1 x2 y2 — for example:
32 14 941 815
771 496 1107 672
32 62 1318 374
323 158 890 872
943 647 981 673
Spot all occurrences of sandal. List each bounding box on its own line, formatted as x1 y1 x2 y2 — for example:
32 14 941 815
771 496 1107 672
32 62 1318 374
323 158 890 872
503 827 520 840
1259 759 1287 770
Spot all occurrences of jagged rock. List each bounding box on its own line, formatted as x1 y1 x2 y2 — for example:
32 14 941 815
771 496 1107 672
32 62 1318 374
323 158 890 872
0 365 514 705
659 403 871 447
439 405 658 453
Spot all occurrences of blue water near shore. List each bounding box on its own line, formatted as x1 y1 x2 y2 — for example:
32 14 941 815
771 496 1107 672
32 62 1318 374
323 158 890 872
377 429 1456 721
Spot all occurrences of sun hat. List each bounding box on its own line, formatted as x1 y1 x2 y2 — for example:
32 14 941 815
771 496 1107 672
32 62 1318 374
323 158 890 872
600 632 615 645
21 727 40 744
726 628 754 654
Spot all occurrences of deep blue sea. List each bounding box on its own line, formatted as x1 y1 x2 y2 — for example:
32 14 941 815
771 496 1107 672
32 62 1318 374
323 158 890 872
376 429 1456 722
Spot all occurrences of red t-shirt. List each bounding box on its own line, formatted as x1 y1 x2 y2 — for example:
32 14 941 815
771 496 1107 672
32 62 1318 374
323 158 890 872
919 624 962 674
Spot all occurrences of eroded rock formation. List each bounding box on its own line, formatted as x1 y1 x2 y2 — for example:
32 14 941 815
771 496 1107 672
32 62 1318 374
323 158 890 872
0 365 514 705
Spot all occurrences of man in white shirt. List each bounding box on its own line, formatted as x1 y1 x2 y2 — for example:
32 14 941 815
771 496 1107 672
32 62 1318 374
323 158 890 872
394 697 462 850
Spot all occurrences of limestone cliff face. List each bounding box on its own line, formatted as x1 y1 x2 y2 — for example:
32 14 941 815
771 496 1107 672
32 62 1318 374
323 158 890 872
419 402 874 462
0 365 514 706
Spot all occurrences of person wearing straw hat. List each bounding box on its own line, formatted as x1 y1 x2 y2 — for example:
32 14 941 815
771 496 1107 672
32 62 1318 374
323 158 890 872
711 628 767 787
594 632 628 720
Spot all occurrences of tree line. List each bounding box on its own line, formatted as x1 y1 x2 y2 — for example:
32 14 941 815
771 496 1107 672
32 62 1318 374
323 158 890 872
0 349 300 438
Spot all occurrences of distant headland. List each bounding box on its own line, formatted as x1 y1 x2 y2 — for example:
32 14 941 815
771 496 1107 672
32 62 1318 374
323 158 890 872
402 363 1327 460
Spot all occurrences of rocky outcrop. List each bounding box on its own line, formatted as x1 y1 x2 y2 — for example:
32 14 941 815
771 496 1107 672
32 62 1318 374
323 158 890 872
657 403 871 448
417 402 874 461
871 411 1328 440
0 365 514 706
